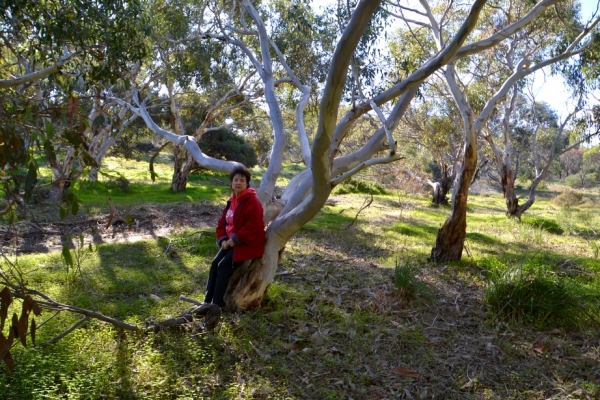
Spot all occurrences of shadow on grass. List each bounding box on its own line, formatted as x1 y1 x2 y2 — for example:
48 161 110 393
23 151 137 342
521 215 564 234
384 221 439 239
465 231 501 245
51 234 217 322
73 180 230 210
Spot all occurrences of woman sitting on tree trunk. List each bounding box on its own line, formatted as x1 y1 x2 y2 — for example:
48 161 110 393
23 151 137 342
204 166 265 308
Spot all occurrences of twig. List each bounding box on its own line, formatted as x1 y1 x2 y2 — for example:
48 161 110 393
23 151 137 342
179 295 204 306
347 193 374 228
15 288 139 331
40 316 90 347
182 230 215 238
35 310 61 330
49 219 100 226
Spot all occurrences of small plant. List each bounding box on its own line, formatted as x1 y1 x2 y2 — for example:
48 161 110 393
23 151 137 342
486 266 600 330
552 187 583 207
394 261 428 302
61 232 96 282
586 235 600 259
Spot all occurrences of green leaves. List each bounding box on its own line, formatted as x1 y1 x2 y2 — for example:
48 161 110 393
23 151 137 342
62 244 74 271
60 192 82 219
45 120 55 140
198 128 258 168
23 162 37 201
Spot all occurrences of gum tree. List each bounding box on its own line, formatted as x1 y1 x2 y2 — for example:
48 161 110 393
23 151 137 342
111 0 589 308
407 0 600 260
477 1 600 218
0 0 150 205
111 0 488 309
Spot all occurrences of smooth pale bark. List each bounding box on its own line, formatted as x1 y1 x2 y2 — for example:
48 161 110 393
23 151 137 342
330 0 558 159
113 0 485 310
0 51 78 89
404 164 454 205
227 0 487 310
224 0 387 310
428 4 599 260
481 16 600 218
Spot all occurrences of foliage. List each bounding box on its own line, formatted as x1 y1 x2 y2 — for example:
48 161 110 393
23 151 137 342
198 129 258 168
0 287 41 371
486 265 600 330
1 173 600 397
61 232 97 281
333 178 387 195
0 0 151 203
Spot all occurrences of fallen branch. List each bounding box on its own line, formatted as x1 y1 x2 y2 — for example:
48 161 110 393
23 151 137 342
179 295 204 306
146 303 221 332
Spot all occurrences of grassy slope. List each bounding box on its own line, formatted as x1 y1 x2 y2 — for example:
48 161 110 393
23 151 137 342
1 160 599 399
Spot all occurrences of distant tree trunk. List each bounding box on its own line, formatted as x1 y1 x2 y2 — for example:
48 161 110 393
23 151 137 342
435 164 454 205
47 148 76 202
171 147 194 192
403 163 453 205
501 166 520 217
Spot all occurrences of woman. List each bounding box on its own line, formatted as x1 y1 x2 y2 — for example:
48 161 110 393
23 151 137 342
204 166 265 308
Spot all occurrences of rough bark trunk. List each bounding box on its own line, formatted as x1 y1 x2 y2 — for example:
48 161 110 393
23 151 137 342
225 237 283 310
432 183 445 205
49 178 70 202
501 166 520 217
430 141 477 262
432 164 453 205
171 147 194 192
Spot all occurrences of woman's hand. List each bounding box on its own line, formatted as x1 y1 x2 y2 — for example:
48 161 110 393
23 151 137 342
221 239 235 249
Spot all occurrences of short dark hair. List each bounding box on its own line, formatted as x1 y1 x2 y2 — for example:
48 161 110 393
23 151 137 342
229 165 251 184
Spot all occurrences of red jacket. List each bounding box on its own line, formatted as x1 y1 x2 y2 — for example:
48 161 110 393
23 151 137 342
216 189 265 262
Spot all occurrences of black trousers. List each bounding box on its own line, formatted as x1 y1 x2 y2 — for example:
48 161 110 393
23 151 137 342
204 248 242 307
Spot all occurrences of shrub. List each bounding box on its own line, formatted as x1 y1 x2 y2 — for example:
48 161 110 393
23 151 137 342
552 188 583 207
565 175 580 188
98 172 132 193
521 216 564 235
333 178 388 195
198 128 258 168
565 173 597 189
486 267 600 330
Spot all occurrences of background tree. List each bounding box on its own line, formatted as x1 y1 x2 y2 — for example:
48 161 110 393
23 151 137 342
0 0 150 209
405 0 600 259
397 94 463 205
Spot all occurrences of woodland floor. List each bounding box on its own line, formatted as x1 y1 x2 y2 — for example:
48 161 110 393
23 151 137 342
1 185 599 399
3 201 222 254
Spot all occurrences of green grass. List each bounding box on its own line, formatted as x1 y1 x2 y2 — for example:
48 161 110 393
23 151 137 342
486 264 600 330
2 166 600 399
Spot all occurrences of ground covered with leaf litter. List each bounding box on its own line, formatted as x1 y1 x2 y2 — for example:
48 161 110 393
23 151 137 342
1 192 599 399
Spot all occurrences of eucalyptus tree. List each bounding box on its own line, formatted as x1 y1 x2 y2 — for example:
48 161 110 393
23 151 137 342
110 0 587 309
486 89 599 218
399 0 600 261
475 1 600 218
0 0 150 206
397 89 463 205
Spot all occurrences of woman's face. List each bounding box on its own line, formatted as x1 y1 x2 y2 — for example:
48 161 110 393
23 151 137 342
232 174 248 195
